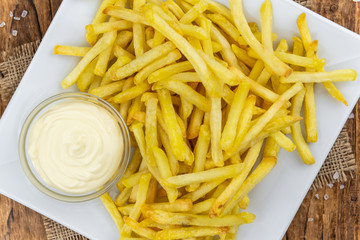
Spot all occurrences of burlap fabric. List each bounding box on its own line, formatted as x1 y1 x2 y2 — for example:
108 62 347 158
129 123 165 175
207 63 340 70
0 2 356 238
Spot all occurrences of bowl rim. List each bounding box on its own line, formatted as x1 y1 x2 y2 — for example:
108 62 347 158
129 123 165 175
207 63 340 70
18 92 131 202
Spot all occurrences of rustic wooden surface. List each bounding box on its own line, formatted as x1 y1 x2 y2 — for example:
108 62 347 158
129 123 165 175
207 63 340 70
0 0 359 239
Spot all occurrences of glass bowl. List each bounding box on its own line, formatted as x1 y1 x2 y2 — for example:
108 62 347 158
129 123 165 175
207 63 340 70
18 92 131 202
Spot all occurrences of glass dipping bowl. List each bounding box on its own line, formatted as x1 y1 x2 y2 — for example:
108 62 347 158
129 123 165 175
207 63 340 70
19 92 131 202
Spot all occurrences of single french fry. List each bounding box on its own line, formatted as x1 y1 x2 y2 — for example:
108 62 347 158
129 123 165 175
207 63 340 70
135 50 182 84
124 216 157 239
100 193 124 232
292 36 304 71
263 136 280 158
222 156 277 216
88 76 102 91
260 0 273 52
129 122 147 160
94 30 117 77
188 198 215 214
231 44 256 68
143 208 255 227
221 82 250 150
209 97 223 166
111 41 176 80
180 23 209 40
86 20 132 35
248 60 264 80
144 97 159 167
238 195 250 210
121 170 149 188
291 88 315 165
53 45 90 57
164 0 185 19
164 163 244 188
115 31 134 48
155 226 229 240
281 70 357 83
61 31 117 88
304 82 317 142
270 131 296 152
90 80 125 98
104 6 147 24
140 218 179 229
229 0 292 77
274 52 325 69
186 124 211 192
113 82 150 103
148 61 194 83
144 199 193 212
187 106 205 139
210 140 263 217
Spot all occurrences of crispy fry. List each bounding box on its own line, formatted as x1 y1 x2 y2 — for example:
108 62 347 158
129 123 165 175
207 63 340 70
164 163 244 188
270 131 296 152
281 70 357 83
86 20 132 35
148 61 194 83
115 187 132 206
291 88 315 165
124 216 157 239
155 226 229 240
180 0 208 24
53 45 90 57
100 193 124 232
77 58 98 92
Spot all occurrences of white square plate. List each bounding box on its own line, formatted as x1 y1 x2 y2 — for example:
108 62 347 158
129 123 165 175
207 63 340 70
0 0 359 239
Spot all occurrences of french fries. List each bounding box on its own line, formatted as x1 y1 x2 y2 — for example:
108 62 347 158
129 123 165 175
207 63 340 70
55 0 357 238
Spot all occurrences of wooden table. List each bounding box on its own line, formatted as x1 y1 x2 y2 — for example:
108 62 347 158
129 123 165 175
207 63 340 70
0 0 359 239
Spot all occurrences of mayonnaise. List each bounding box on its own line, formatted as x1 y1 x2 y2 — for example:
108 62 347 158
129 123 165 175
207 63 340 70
28 100 123 194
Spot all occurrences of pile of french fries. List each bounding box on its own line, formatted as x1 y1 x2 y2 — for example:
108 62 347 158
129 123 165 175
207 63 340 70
54 0 357 238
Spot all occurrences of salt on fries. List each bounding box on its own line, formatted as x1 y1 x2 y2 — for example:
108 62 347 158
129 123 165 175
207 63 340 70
55 0 357 238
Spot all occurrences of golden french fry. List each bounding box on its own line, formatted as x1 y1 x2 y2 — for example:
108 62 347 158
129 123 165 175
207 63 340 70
104 6 148 24
127 96 145 125
281 70 357 83
89 80 125 98
143 208 255 227
210 97 223 166
134 50 182 84
292 36 304 71
94 30 117 77
143 199 193 212
248 60 264 80
229 0 292 77
238 195 250 210
145 97 159 167
263 136 280 158
188 198 215 214
100 55 132 86
148 61 194 83
155 226 229 240
53 45 90 57
100 193 124 232
291 88 315 165
164 163 244 188
274 52 325 69
270 131 296 152
86 20 132 35
231 44 256 68
180 23 209 40
304 83 318 142
140 218 180 229
260 0 273 52
124 216 157 239
221 82 250 151
129 122 147 160
113 82 150 103
186 124 211 192
121 170 149 188
61 31 116 88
